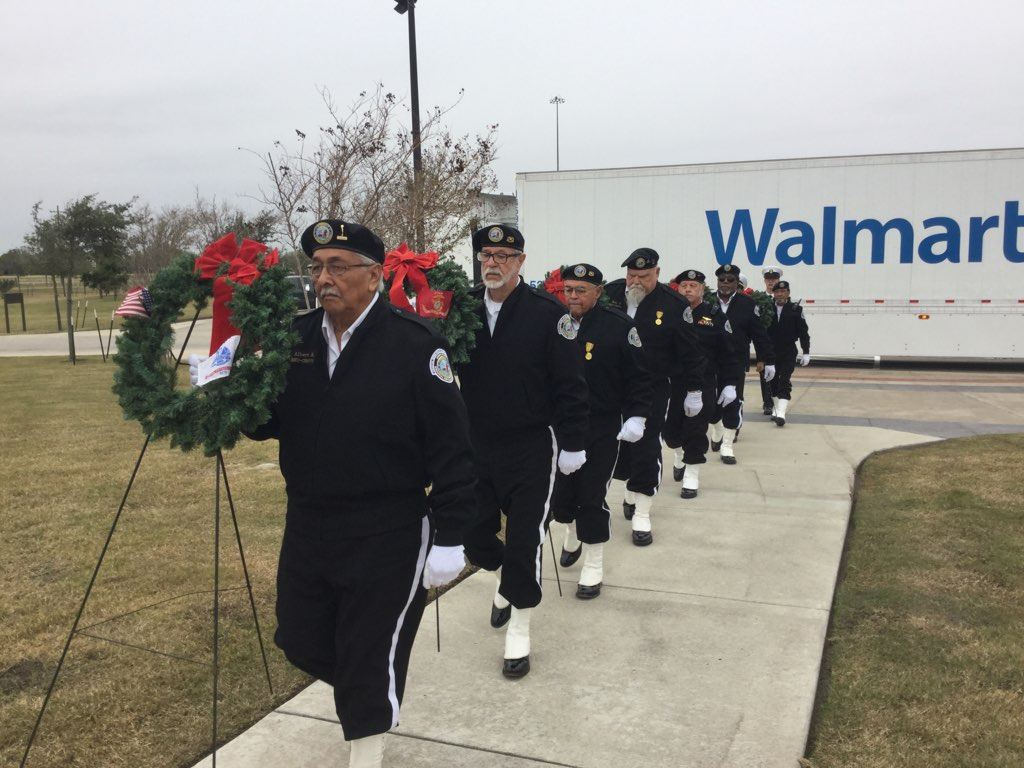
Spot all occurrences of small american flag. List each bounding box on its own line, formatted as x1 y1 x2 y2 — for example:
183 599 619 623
115 287 153 318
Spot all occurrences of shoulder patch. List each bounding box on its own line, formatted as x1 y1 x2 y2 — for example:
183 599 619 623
628 326 642 348
557 314 577 340
724 319 733 334
754 305 761 317
429 348 455 383
683 306 694 324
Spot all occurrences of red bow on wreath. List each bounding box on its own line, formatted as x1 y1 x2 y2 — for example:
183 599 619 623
383 243 453 319
195 233 280 353
544 268 568 306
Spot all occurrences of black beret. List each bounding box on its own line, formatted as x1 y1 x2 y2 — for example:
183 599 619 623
561 263 603 285
300 220 385 264
621 247 659 269
472 224 524 252
674 269 705 284
714 264 740 277
774 280 791 291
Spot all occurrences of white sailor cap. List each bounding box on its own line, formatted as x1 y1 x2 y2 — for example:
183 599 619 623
761 265 783 277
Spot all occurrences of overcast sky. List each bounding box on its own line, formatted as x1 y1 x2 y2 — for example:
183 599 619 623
2 0 1020 252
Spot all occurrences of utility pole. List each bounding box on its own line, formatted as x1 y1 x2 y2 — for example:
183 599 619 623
549 96 565 171
395 0 425 251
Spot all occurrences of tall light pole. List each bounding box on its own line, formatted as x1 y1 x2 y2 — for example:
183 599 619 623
549 96 565 171
394 0 424 250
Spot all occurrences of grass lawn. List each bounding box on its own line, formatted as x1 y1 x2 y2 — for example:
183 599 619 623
803 435 1024 768
0 357 310 767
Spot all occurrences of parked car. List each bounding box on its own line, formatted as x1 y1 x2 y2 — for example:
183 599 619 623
286 275 317 312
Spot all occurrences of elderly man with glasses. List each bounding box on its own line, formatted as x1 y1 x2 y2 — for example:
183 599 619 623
457 224 589 679
243 219 477 768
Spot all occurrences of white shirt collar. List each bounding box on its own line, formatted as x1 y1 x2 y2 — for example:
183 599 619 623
483 277 521 334
321 292 379 376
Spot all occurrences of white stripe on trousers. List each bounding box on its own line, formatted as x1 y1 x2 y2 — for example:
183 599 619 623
387 516 430 728
534 427 559 589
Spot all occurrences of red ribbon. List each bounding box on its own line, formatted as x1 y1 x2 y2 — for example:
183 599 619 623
383 243 439 313
195 233 279 353
544 268 568 306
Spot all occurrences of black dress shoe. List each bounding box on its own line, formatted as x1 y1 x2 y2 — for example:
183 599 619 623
502 656 530 678
680 487 698 499
559 545 582 567
490 603 511 629
775 417 786 427
631 530 652 546
722 455 737 465
576 583 602 600
762 405 773 416
672 466 684 482
710 440 722 452
623 501 635 520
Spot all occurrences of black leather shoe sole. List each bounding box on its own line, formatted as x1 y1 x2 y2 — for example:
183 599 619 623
672 466 684 482
710 440 722 452
623 502 635 521
762 406 773 416
680 488 698 499
502 656 530 678
721 455 737 465
559 545 582 568
490 603 511 629
576 583 602 599
631 531 653 546
775 418 786 427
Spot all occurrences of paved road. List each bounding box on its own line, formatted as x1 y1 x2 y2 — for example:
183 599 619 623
190 368 1024 768
0 319 212 358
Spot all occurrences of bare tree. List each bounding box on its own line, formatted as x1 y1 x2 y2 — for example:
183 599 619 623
127 204 199 281
245 85 499 258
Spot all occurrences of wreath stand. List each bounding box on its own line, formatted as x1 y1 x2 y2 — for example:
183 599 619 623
21 317 275 768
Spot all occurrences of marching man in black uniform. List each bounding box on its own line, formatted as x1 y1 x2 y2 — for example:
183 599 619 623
706 264 776 464
768 280 811 426
605 249 705 545
244 220 477 768
665 269 742 498
458 224 589 678
550 263 652 599
759 266 784 415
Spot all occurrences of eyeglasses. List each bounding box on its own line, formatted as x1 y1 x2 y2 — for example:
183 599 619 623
562 286 593 295
718 276 738 283
476 251 522 265
309 262 375 278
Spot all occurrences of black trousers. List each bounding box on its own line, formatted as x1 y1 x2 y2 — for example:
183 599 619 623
464 428 557 609
708 374 746 430
613 378 670 496
664 376 718 465
551 413 621 544
772 359 796 400
274 516 430 741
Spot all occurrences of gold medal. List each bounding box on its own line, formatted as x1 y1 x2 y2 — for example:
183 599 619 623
655 310 664 326
585 341 594 360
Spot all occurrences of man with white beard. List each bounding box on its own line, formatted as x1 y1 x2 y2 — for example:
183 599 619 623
457 224 589 678
604 248 706 545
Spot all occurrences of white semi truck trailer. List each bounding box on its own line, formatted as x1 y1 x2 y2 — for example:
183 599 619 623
515 149 1024 361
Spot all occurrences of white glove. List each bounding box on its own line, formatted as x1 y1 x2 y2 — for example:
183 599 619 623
422 544 465 588
683 391 703 418
799 353 811 367
616 416 646 443
763 364 776 382
188 354 206 387
717 385 737 407
557 449 587 475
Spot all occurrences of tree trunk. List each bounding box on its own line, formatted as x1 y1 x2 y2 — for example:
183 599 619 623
52 275 62 332
66 278 76 364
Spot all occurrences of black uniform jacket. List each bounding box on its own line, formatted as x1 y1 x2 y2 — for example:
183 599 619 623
248 300 476 547
604 280 706 391
720 292 775 369
575 303 653 421
690 301 743 388
457 280 589 452
769 301 811 362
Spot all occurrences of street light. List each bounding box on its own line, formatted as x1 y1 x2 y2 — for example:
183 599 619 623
394 0 424 250
550 96 565 171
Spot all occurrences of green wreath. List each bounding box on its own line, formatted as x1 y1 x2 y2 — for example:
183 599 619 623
704 286 774 328
112 252 297 456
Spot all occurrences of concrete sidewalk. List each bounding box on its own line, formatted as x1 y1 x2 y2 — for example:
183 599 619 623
191 370 1018 768
0 318 212 358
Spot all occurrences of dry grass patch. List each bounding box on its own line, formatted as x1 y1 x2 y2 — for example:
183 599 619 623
803 434 1024 768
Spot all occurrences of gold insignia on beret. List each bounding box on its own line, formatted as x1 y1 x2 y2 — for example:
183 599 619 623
313 221 333 245
635 257 647 269
506 235 515 243
488 226 503 243
573 265 587 277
